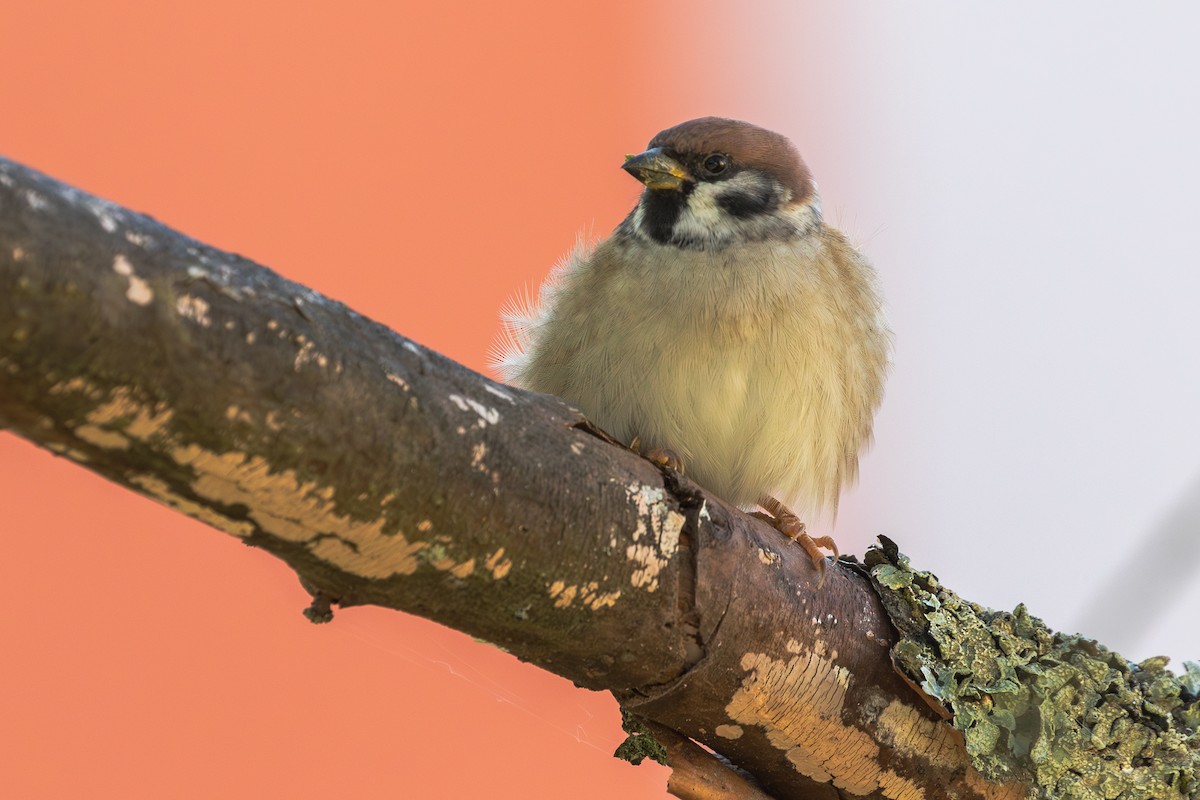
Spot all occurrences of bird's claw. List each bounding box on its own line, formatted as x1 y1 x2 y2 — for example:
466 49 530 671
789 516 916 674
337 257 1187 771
758 497 839 586
628 437 685 474
645 447 684 474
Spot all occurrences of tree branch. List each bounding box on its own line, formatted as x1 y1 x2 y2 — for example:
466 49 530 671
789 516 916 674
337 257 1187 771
2 158 1194 800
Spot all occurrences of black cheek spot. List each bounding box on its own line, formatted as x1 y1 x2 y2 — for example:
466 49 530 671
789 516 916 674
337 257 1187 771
716 187 778 219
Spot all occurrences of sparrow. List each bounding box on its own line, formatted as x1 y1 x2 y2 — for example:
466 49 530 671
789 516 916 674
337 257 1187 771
494 117 890 575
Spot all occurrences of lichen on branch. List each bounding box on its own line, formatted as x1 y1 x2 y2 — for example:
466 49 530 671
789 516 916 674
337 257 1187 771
868 536 1200 799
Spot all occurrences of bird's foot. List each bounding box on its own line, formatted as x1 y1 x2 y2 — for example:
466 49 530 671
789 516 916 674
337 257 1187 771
756 496 839 586
628 437 685 474
645 447 684 474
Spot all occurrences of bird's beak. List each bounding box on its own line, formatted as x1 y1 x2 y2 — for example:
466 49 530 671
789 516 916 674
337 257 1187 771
622 148 690 191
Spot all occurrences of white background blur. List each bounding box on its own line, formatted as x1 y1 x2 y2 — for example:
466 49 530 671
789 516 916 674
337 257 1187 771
713 3 1200 663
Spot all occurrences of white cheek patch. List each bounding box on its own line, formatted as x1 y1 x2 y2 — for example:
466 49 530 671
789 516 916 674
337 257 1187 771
674 182 728 241
675 172 781 244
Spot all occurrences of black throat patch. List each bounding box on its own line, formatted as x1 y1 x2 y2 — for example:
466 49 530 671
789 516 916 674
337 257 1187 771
639 185 693 245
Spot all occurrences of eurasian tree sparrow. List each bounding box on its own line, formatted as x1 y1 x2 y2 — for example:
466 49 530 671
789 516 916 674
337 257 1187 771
495 117 890 572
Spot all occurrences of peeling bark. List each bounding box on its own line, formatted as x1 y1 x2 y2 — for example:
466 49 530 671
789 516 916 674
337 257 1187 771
0 157 1100 799
641 721 776 800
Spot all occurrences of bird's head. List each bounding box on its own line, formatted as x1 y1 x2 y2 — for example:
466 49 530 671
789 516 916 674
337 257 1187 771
620 117 819 250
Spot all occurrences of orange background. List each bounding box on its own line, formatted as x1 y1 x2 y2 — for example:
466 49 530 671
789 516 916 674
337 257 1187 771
0 2 858 797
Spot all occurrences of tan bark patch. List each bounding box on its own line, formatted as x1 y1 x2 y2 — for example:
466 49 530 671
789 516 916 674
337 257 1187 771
877 700 963 771
175 294 212 326
75 425 130 449
619 482 684 592
547 580 621 611
485 547 513 580
726 649 924 799
77 386 174 442
132 475 255 537
112 254 153 305
170 443 426 579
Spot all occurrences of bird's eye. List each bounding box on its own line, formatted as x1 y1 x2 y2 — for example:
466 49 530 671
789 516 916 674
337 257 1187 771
702 154 730 175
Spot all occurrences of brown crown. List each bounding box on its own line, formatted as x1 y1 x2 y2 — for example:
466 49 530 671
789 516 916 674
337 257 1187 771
647 117 814 203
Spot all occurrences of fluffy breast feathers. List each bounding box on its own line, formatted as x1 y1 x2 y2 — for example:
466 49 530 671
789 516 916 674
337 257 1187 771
492 224 890 519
